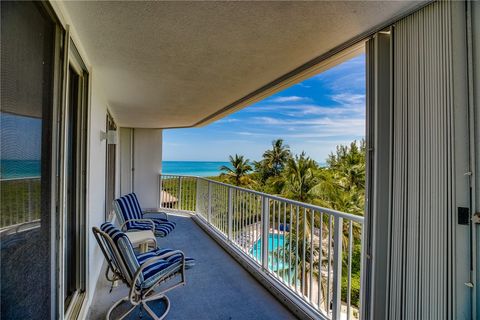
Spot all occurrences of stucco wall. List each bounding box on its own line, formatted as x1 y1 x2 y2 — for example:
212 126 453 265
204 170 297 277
85 72 109 313
133 128 163 209
119 127 133 195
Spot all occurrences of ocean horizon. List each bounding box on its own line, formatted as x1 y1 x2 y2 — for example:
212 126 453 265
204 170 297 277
162 161 230 177
1 160 328 179
0 159 230 179
1 160 327 179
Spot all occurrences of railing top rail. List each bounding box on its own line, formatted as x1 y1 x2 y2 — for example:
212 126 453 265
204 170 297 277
0 176 41 182
159 174 364 224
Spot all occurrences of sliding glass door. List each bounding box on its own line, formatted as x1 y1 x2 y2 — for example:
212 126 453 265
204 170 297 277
0 2 57 319
1 3 89 318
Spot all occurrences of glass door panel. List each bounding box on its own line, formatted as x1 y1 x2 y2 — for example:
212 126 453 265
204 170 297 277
0 2 56 319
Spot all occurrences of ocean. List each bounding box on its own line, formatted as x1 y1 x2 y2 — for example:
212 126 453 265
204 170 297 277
0 159 41 179
0 159 229 179
162 161 230 177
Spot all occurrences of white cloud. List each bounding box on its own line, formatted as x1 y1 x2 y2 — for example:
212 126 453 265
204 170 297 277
296 83 312 89
248 103 365 120
215 118 239 124
237 131 255 136
269 96 311 103
330 93 365 105
241 116 365 140
249 103 364 117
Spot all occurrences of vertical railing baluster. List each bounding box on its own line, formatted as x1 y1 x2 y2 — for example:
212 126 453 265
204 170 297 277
327 216 332 315
234 190 238 243
228 187 233 240
177 176 182 210
249 192 253 252
241 191 245 250
258 196 261 262
158 175 163 209
268 200 275 271
207 181 212 224
347 221 353 320
310 209 314 302
359 222 364 316
332 216 343 319
224 187 228 234
282 202 286 283
318 211 323 310
302 207 306 297
27 179 32 222
289 203 293 287
195 178 200 214
276 201 280 278
261 196 269 270
185 177 189 211
295 206 299 293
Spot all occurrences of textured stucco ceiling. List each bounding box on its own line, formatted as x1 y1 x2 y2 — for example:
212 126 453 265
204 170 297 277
62 1 423 128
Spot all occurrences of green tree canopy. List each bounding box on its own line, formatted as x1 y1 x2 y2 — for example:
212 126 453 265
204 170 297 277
219 154 253 186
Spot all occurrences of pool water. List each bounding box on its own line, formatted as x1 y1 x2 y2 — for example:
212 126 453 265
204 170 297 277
250 233 288 271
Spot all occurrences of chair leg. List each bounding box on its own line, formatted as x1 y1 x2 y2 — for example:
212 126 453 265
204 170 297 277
142 296 170 320
106 296 136 320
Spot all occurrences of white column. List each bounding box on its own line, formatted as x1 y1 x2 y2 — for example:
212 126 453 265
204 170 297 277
132 128 163 209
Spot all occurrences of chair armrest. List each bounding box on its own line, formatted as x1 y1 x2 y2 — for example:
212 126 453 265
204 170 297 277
125 230 157 248
143 210 169 220
120 219 155 232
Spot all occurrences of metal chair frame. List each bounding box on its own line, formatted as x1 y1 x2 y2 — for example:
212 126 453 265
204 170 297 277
92 227 186 320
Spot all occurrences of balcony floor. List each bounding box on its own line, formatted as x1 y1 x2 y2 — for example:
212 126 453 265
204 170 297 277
88 214 296 319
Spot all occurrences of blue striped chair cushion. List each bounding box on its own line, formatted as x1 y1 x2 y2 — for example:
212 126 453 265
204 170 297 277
136 248 195 289
113 193 176 237
137 248 195 269
138 258 183 289
127 219 176 237
101 222 144 285
114 193 143 227
97 223 123 274
100 222 194 289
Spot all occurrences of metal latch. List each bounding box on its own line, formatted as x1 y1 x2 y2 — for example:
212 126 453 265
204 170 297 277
464 282 474 288
472 212 480 224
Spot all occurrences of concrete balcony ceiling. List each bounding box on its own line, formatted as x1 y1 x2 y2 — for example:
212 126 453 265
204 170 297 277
60 1 424 128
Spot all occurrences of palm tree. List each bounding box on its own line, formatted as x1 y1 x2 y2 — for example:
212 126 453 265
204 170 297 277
220 154 253 186
281 152 318 202
252 159 270 183
276 154 324 300
263 139 291 177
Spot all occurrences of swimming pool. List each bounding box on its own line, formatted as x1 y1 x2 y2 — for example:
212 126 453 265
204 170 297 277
250 233 288 271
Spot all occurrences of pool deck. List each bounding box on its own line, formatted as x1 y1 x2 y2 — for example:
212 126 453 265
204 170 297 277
87 214 297 319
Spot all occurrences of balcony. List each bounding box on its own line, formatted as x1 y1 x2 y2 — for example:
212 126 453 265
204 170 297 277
88 214 295 319
0 173 363 319
89 175 364 319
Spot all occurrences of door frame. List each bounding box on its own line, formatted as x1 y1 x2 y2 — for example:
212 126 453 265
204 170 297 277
58 36 89 320
105 111 117 220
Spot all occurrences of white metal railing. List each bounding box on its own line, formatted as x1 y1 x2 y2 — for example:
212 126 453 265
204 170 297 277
159 174 364 320
0 177 41 229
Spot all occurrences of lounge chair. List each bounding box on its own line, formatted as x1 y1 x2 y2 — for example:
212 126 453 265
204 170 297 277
113 193 176 237
93 222 195 319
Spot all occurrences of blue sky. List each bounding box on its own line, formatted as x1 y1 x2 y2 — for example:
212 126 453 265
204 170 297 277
163 53 365 163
